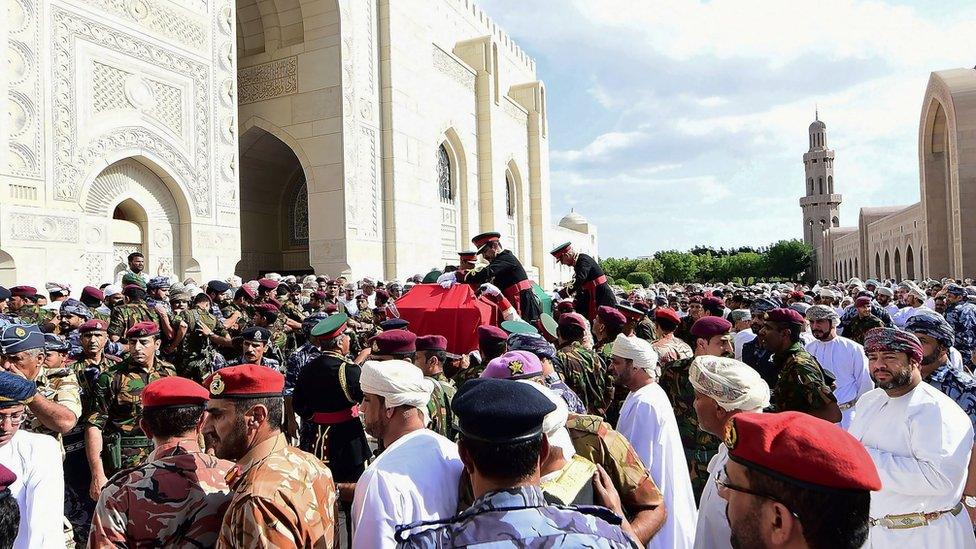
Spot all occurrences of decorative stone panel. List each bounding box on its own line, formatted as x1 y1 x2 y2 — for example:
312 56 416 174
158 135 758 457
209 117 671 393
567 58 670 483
237 57 298 105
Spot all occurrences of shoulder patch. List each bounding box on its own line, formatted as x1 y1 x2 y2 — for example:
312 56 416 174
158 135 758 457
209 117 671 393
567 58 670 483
566 413 603 435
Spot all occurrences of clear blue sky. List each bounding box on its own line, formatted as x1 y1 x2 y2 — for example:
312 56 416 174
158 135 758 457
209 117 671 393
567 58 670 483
477 0 976 257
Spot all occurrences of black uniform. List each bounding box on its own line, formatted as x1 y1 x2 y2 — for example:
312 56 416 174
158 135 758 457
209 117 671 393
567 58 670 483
461 249 541 322
563 254 616 320
292 351 370 482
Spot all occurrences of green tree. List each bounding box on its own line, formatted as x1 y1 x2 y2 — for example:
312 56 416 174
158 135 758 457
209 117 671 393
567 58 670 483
726 252 766 283
765 239 813 281
626 272 655 287
654 250 699 283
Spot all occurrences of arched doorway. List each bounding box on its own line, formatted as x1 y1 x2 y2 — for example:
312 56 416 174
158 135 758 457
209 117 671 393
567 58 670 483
238 126 310 279
884 250 891 279
875 253 881 278
0 251 15 287
921 99 952 277
111 199 147 278
907 246 915 279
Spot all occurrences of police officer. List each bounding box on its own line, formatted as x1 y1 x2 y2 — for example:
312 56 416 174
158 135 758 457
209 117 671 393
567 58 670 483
395 378 639 547
551 241 617 321
58 298 92 357
454 231 542 322
226 327 281 372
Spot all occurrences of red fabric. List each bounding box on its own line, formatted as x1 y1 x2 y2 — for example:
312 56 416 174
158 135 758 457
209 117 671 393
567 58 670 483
142 377 209 408
203 364 284 398
394 284 496 355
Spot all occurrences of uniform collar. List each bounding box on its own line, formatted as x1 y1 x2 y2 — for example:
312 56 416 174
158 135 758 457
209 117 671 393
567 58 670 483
773 342 805 366
470 485 547 513
226 433 287 488
149 439 200 461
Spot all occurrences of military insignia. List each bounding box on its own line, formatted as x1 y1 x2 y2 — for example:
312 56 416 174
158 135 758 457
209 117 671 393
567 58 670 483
508 360 524 375
14 327 25 338
210 373 225 395
254 330 264 342
725 420 738 450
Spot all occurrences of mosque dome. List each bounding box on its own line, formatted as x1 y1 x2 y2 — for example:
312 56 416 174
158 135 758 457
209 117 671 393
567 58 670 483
809 119 826 133
559 209 589 232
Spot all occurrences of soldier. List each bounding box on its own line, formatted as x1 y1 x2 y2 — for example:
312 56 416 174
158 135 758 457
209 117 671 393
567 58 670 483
416 334 458 440
204 280 232 325
166 292 231 381
943 283 976 363
457 250 477 271
844 296 885 345
202 365 337 547
280 283 306 323
81 286 111 323
85 322 176 502
107 285 160 342
8 286 54 325
556 313 610 416
507 332 586 414
222 284 255 338
593 306 627 364
225 327 281 372
306 290 328 314
658 316 731 502
759 308 841 422
89 377 233 546
284 313 328 398
450 325 505 385
395 378 639 547
651 308 693 367
453 231 542 322
145 277 172 316
58 298 92 357
252 303 289 364
551 241 617 321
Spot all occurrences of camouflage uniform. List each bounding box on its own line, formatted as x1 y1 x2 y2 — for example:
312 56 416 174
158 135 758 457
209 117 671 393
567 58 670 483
281 299 306 323
658 356 720 502
284 342 322 397
843 314 884 345
397 485 635 548
770 342 837 415
426 372 457 441
108 302 159 339
652 334 693 367
85 355 177 475
29 365 83 443
14 303 54 325
543 373 586 414
220 302 252 336
89 440 234 547
172 307 228 382
556 341 612 416
946 300 976 361
266 316 289 363
450 360 484 387
93 307 112 323
635 317 657 342
217 433 337 548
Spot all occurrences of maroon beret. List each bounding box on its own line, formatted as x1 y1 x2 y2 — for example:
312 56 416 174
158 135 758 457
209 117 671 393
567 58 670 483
142 377 209 408
311 291 327 300
372 329 417 355
416 334 448 352
255 303 279 314
766 307 806 325
597 306 626 329
322 303 339 314
9 285 36 298
82 286 104 301
0 464 16 494
855 296 872 307
728 411 881 492
203 364 284 398
477 325 508 346
789 291 806 300
122 284 145 296
125 321 159 338
235 285 256 300
688 295 703 304
558 312 588 332
257 278 279 291
701 296 725 311
78 319 109 334
556 300 575 312
654 308 681 324
690 316 733 339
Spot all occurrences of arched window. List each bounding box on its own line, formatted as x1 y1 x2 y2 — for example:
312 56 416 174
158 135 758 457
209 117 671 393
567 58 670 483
828 175 834 194
875 253 881 277
907 246 915 279
287 177 308 246
884 250 891 279
807 178 813 195
818 177 824 194
437 144 453 202
832 216 839 227
505 173 515 217
894 249 902 281
854 257 858 278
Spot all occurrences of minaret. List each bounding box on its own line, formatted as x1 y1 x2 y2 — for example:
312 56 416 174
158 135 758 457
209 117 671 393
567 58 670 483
799 110 841 278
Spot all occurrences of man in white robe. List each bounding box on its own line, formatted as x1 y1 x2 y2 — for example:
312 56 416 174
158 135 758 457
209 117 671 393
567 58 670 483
804 305 874 429
689 356 769 549
849 327 976 548
891 282 934 328
351 360 463 548
729 310 755 362
610 334 696 549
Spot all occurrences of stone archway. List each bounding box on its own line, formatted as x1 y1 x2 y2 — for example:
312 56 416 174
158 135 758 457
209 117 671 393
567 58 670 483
0 251 16 287
237 125 311 278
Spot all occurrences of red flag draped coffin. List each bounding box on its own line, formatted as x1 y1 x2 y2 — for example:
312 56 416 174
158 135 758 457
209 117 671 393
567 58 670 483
394 284 496 354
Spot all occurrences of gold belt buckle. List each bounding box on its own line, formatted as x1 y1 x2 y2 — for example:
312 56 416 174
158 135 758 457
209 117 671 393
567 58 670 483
872 512 928 529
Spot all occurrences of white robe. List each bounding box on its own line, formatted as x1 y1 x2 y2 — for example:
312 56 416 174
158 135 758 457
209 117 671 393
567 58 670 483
805 336 874 429
351 429 464 548
617 383 697 549
891 305 936 328
694 444 731 549
848 383 976 548
0 430 65 549
733 329 755 361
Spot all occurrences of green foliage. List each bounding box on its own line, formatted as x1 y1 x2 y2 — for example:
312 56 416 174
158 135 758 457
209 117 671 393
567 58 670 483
599 240 808 284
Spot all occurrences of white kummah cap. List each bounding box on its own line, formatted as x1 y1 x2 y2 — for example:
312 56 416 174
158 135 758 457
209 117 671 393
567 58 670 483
728 309 752 323
360 360 434 411
689 355 770 413
103 284 123 297
225 275 242 288
518 380 575 462
611 334 659 378
806 304 840 327
45 282 71 295
265 272 282 281
876 286 894 298
902 282 926 301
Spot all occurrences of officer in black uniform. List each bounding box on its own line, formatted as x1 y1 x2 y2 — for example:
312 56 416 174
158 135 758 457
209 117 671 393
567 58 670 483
456 231 541 322
550 241 617 321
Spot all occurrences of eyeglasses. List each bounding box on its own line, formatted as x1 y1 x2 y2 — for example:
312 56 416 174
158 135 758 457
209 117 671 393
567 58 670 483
715 468 800 519
0 411 26 426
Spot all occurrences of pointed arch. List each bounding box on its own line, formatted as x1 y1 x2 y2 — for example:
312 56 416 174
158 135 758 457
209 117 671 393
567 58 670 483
907 245 915 279
884 250 891 279
894 248 902 281
505 160 526 257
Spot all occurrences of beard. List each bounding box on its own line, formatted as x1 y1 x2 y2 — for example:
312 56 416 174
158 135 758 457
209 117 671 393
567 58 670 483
921 349 941 366
811 328 829 340
211 415 249 461
872 367 913 390
728 500 770 549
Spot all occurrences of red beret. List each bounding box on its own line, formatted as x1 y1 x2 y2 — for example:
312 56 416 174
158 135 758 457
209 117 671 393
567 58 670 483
203 364 284 399
257 278 279 291
766 307 805 325
688 295 703 304
82 286 104 301
0 464 16 494
477 325 508 346
311 291 327 300
416 334 448 352
790 291 806 299
255 303 279 315
372 329 417 355
235 285 256 300
556 300 575 312
690 316 732 339
597 306 626 329
142 377 209 408
654 308 681 324
322 303 339 314
125 321 159 338
728 411 881 492
10 285 36 298
558 312 588 331
855 296 872 307
79 319 109 334
375 289 389 299
701 296 725 311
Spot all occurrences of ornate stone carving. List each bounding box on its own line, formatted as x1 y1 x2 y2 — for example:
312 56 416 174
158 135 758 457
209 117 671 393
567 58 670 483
353 126 379 239
213 0 238 209
237 57 298 104
5 0 43 179
52 9 211 216
85 0 208 51
8 213 79 243
81 253 106 283
433 45 476 92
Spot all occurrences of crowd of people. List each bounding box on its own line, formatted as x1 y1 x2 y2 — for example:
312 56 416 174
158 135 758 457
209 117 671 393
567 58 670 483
2 230 976 548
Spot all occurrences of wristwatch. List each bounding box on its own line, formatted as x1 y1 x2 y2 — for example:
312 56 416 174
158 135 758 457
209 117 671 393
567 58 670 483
964 495 976 508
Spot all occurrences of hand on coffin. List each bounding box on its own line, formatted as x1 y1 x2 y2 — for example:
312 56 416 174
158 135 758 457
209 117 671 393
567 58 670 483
437 271 457 288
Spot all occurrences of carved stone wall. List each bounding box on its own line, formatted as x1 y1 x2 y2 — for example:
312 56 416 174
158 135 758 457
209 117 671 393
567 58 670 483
5 0 43 180
238 57 298 104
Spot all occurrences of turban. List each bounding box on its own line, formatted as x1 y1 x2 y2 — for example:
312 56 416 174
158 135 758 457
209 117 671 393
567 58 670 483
507 332 557 360
855 296 872 307
805 304 839 327
360 360 434 412
103 285 123 298
45 282 70 295
518 380 575 463
689 356 770 412
863 328 923 363
611 334 659 378
876 287 893 298
0 371 37 408
905 312 955 348
59 298 92 319
901 282 927 302
946 284 968 297
750 297 779 314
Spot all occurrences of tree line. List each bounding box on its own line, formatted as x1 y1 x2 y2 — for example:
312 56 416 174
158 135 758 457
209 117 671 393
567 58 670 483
599 239 813 286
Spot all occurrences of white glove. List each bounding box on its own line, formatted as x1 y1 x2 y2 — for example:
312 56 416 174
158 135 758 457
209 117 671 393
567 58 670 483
437 271 457 288
479 283 502 297
501 307 521 322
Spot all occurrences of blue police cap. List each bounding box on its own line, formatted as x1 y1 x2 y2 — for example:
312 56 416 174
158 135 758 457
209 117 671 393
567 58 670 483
0 286 10 301
0 324 45 355
379 318 409 331
451 378 556 443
